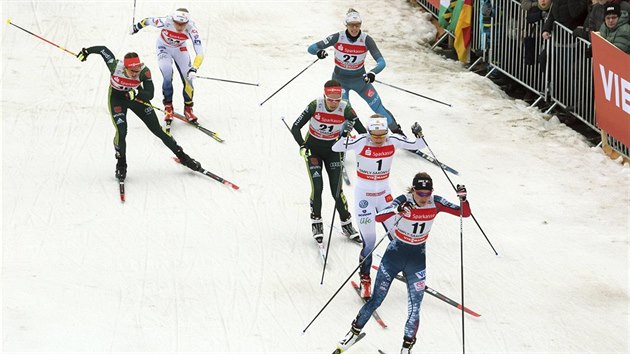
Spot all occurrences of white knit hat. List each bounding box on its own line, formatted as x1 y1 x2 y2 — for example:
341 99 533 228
345 9 362 25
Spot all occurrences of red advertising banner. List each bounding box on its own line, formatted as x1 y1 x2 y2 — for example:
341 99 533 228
591 32 630 147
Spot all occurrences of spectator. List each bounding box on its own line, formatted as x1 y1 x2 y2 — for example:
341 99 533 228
599 3 630 53
573 0 615 41
522 0 552 66
542 0 588 39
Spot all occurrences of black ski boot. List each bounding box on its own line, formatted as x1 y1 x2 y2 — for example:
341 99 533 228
175 148 202 171
115 153 127 181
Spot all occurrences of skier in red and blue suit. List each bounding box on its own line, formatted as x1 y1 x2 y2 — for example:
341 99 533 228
335 172 471 354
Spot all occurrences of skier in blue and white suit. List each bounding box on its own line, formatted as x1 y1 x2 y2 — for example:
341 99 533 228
335 172 471 354
130 8 204 126
308 8 404 134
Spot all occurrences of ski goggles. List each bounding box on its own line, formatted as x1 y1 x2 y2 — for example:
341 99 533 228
414 190 432 197
324 95 342 103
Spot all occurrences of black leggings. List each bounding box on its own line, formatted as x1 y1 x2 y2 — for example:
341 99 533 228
107 93 180 157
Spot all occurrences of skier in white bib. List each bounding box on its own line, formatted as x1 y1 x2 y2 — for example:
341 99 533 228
332 115 426 299
130 8 204 131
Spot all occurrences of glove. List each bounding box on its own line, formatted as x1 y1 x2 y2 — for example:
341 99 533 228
299 145 311 158
363 72 376 83
411 122 423 138
341 120 355 137
397 201 413 215
187 67 197 81
126 89 137 101
391 124 406 138
129 23 141 35
77 48 89 62
456 184 467 202
316 49 328 59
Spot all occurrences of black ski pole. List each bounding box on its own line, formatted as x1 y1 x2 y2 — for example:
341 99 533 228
280 116 354 285
132 0 136 25
302 217 400 334
260 58 319 106
459 195 466 354
193 75 259 86
420 136 499 255
375 79 452 107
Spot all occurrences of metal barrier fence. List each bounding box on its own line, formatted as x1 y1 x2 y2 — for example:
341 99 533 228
486 0 549 105
413 0 628 157
547 22 596 130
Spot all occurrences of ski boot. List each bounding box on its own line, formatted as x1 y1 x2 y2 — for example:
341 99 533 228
164 102 174 132
115 153 127 181
335 323 363 353
184 103 198 123
311 216 324 244
175 148 201 172
341 218 361 243
400 336 416 354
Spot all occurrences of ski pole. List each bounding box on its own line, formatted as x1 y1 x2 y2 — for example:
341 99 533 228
259 58 319 106
375 80 452 107
132 0 137 25
280 116 352 285
6 19 77 56
459 194 466 354
193 75 259 87
319 122 354 285
421 136 498 255
302 217 401 334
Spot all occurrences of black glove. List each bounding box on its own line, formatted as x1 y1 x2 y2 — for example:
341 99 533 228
187 67 197 81
363 72 376 83
77 48 89 62
126 89 137 101
129 23 142 35
411 122 423 138
456 184 467 202
316 49 328 59
391 124 406 137
397 201 413 214
341 120 355 137
299 145 311 158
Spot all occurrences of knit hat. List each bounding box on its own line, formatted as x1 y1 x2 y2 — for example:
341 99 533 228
605 3 621 17
412 175 433 190
345 9 362 24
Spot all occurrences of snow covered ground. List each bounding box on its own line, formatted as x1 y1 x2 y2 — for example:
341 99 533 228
2 1 628 353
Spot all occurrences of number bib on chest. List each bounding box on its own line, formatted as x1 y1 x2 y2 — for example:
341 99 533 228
307 98 347 140
334 31 368 71
356 144 395 181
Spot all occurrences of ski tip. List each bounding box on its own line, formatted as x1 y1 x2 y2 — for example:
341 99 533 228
229 183 240 190
6 18 11 25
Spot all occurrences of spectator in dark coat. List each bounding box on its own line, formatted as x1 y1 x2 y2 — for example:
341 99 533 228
542 0 589 39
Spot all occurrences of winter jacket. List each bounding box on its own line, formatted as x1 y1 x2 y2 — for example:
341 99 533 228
542 0 588 33
599 11 630 53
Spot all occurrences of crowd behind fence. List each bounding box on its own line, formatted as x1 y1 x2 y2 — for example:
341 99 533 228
414 0 629 158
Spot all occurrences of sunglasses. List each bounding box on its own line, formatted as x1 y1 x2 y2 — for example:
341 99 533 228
369 132 387 138
414 190 432 197
324 95 342 103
